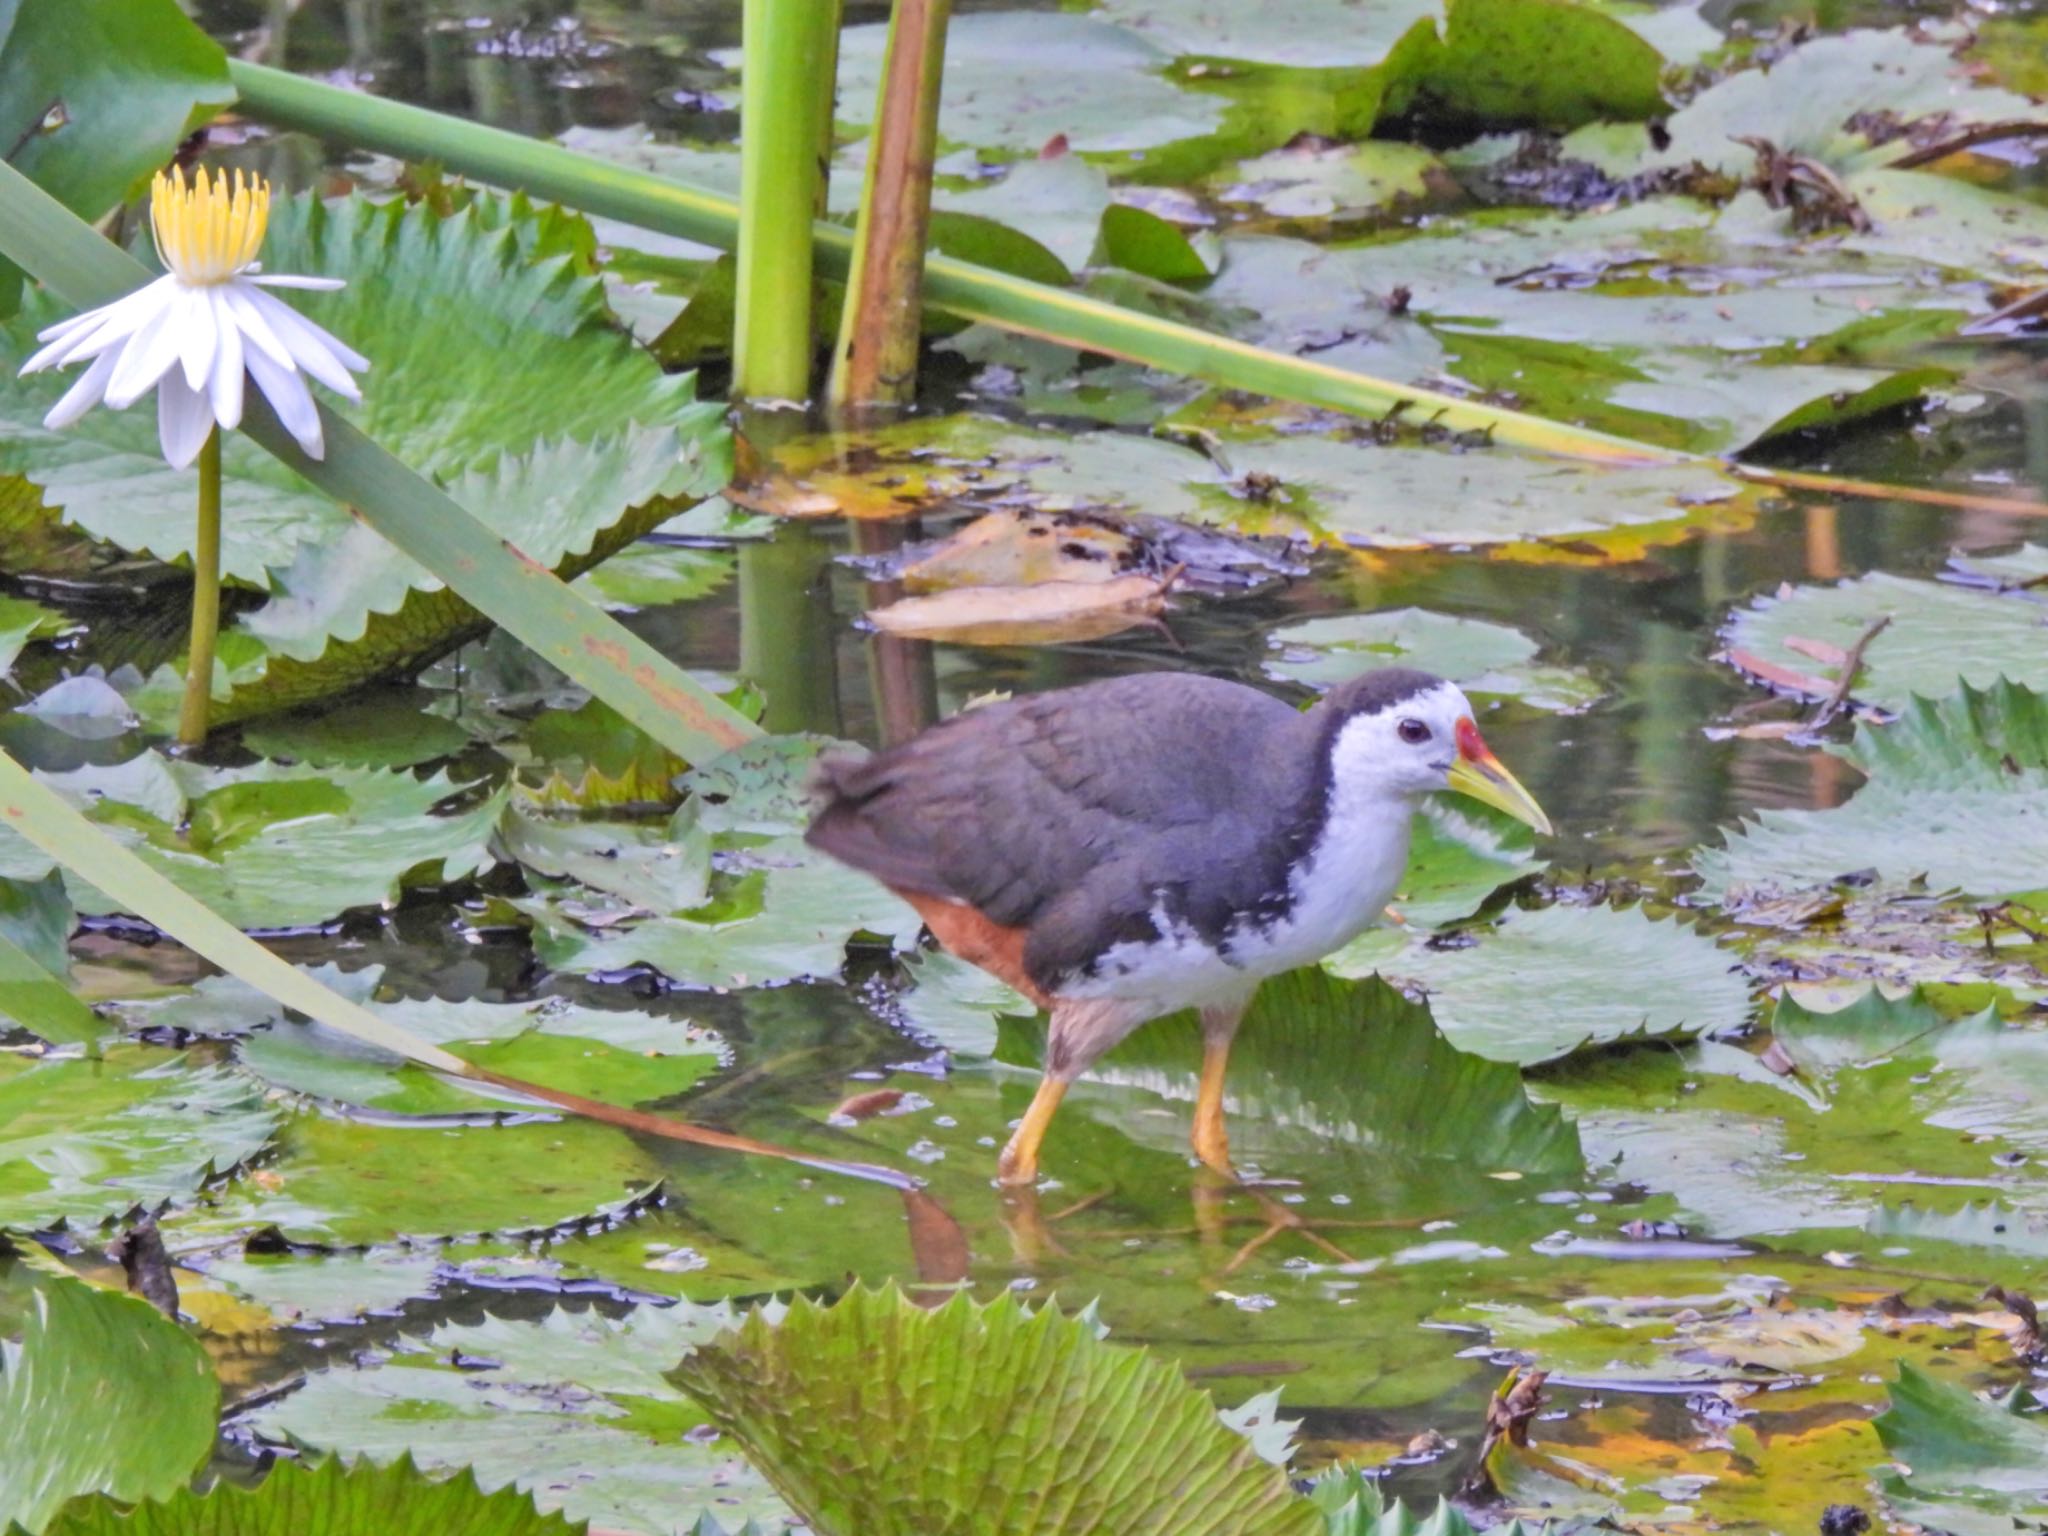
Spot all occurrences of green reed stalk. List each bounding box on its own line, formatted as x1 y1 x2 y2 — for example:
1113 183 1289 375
734 0 842 403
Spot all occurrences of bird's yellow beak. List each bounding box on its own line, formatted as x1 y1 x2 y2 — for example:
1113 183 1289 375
1445 718 1553 836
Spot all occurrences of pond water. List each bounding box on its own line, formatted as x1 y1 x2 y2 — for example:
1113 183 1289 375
13 0 2048 1529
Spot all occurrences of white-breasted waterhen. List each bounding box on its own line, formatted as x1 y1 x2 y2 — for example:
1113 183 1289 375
805 667 1552 1185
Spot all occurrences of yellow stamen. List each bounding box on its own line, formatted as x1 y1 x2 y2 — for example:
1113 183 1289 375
149 166 271 286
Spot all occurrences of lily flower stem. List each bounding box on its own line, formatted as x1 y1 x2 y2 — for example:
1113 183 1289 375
176 427 223 747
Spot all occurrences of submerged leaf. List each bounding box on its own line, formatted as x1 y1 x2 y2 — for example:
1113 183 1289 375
670 1287 1320 1536
0 1263 217 1533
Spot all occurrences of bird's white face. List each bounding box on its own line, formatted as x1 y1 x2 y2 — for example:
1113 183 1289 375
1328 682 1553 832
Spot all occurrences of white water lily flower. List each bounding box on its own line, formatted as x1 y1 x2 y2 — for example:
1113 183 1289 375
20 166 367 468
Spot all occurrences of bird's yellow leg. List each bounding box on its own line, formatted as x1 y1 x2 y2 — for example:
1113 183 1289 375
1191 1037 1234 1173
997 1075 1067 1186
1190 1001 1246 1175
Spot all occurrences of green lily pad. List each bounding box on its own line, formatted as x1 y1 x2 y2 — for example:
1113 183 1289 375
832 14 1225 157
0 1044 276 1230
521 737 923 988
143 963 725 1117
1203 217 1957 452
195 1247 447 1326
0 753 506 929
1693 679 2048 903
240 689 472 770
1332 902 1750 1064
1 193 706 582
671 1288 1319 1536
1541 987 2048 1237
1725 568 2048 715
768 410 1744 552
1017 968 1582 1177
1874 1364 2048 1533
573 540 735 612
894 947 1033 1058
0 594 75 678
181 1109 663 1247
247 1304 798 1535
1265 608 1600 711
1212 140 1449 224
41 1457 583 1536
1562 29 2038 178
0 1262 218 1534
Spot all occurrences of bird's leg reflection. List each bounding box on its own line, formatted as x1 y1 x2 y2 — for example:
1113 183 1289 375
997 1183 1069 1266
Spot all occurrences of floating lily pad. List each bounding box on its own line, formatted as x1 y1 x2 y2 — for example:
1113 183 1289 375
1333 903 1750 1064
196 1247 447 1326
832 14 1224 157
1212 140 1449 225
1202 220 1955 452
1542 987 2048 1237
0 1263 218 1534
1724 568 2048 715
0 753 505 929
573 540 735 612
1693 679 2048 903
1563 29 2038 178
1018 969 1582 1177
182 1109 662 1248
1265 609 1600 711
248 1304 797 1535
240 690 472 770
1 193 709 582
41 1457 583 1536
522 737 922 989
0 1044 275 1231
150 964 727 1117
0 594 75 679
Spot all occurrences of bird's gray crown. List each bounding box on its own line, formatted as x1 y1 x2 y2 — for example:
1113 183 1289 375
1313 667 1450 721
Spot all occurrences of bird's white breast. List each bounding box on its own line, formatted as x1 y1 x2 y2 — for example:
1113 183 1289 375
1068 779 1416 1014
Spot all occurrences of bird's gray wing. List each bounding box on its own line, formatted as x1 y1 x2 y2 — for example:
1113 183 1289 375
805 674 1316 978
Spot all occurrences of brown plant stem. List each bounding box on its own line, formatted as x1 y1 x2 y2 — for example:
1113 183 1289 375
829 0 952 417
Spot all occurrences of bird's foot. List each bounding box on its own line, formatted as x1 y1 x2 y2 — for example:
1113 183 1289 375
1191 1173 1359 1276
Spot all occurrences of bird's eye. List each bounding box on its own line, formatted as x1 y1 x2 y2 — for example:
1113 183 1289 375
1397 718 1431 745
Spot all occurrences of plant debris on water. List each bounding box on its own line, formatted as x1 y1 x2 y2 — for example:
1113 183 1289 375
5 0 2048 1531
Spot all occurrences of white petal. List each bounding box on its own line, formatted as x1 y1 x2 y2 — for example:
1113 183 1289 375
41 349 121 430
208 290 245 431
246 344 323 459
178 286 219 393
250 274 347 291
239 285 366 396
21 279 174 374
101 300 187 410
156 372 215 469
217 281 295 372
